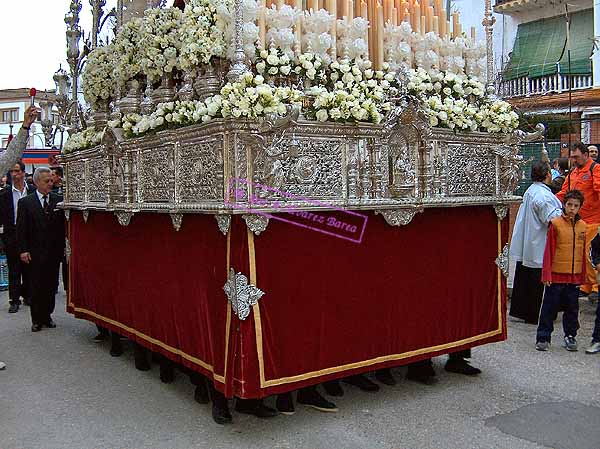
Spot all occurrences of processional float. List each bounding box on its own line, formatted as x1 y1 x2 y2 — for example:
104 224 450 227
59 0 536 398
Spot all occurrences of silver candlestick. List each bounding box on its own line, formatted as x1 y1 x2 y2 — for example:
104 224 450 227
226 0 249 82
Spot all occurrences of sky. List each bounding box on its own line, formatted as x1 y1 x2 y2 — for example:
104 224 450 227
0 0 117 91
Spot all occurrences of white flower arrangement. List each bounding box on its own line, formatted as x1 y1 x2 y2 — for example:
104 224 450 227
303 9 335 63
63 127 104 154
255 46 295 78
112 18 143 90
336 17 369 60
122 97 223 137
384 21 414 70
117 73 302 138
82 44 116 109
179 0 226 71
293 52 327 83
139 7 183 84
408 68 518 133
265 4 300 57
304 59 397 124
219 72 303 118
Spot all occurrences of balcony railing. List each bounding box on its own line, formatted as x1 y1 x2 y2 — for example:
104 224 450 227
498 70 593 98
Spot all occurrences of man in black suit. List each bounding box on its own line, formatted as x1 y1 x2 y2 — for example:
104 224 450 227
16 167 65 332
0 161 35 313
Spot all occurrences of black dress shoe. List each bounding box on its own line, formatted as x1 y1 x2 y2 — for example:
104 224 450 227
159 357 176 383
276 392 295 415
343 374 380 392
133 343 151 370
322 379 344 397
45 320 56 328
374 368 397 386
444 359 482 376
31 324 42 332
8 303 19 313
297 386 338 412
211 389 232 425
212 402 233 425
235 399 278 418
109 333 124 357
190 373 209 404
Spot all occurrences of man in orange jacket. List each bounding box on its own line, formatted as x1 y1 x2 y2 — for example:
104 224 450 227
556 142 600 296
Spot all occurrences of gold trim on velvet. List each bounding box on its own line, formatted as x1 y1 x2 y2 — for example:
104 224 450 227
223 227 232 380
247 229 268 387
251 217 505 388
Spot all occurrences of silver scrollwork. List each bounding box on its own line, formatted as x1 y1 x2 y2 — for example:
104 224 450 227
243 214 269 235
65 210 70 221
170 213 183 231
215 215 231 235
115 211 134 226
375 208 423 226
65 238 71 263
494 204 509 221
82 210 89 223
223 267 265 321
495 243 510 278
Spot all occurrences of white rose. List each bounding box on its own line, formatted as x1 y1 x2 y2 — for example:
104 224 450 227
260 49 268 58
280 65 291 75
266 54 279 65
315 109 329 122
443 87 452 96
256 62 266 73
268 67 279 75
307 68 317 79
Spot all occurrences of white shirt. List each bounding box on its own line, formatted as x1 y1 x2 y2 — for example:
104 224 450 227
36 190 49 209
11 183 27 224
510 182 563 268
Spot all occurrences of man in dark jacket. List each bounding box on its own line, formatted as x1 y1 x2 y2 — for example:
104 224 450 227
0 161 36 313
16 167 65 331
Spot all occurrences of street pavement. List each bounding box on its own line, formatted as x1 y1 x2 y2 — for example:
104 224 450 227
1 290 599 449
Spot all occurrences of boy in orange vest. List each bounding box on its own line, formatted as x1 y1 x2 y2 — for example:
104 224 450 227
536 190 587 352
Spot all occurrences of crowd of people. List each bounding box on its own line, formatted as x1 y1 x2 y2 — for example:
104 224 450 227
510 143 600 354
0 106 66 369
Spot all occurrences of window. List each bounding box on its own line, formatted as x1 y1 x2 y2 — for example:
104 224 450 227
0 108 19 123
1 138 9 148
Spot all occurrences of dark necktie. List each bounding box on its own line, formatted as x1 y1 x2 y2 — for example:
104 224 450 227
43 195 48 214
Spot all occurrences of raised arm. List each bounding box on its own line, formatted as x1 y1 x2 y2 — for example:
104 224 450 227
0 106 39 175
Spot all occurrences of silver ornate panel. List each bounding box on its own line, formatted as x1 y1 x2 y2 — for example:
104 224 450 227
445 142 496 197
60 114 531 221
139 144 175 203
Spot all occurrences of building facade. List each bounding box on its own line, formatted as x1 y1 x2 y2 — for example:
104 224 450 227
494 0 599 148
0 88 61 173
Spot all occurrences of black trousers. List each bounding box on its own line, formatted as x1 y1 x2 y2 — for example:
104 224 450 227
3 235 29 305
29 260 60 326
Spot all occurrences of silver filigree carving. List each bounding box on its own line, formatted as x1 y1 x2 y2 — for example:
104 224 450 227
64 210 70 221
115 211 134 226
243 214 269 235
375 208 423 226
215 215 231 235
223 267 265 321
82 210 89 223
170 213 183 231
495 243 510 278
494 204 509 221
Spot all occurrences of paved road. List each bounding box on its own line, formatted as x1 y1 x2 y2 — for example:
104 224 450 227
1 290 599 449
